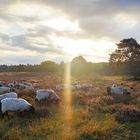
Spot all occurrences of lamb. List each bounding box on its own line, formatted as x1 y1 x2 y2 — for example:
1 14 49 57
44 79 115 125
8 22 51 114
0 87 11 93
0 98 35 118
0 92 17 101
35 89 60 102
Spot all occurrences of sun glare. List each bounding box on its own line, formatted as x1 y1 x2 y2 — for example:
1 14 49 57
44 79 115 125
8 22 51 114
53 36 116 62
46 17 80 32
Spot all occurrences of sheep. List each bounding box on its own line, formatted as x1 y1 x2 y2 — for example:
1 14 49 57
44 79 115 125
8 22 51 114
35 89 60 102
123 87 134 95
107 84 124 94
24 85 34 90
0 98 35 118
0 92 17 101
56 84 76 91
111 84 122 94
0 87 11 93
73 82 93 90
81 83 93 89
32 83 40 88
56 82 93 91
16 82 33 90
8 81 17 88
16 83 26 89
56 84 65 91
0 81 5 87
107 84 134 95
73 83 82 89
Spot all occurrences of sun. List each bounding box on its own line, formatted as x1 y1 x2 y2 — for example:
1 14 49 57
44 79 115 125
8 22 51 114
46 17 80 32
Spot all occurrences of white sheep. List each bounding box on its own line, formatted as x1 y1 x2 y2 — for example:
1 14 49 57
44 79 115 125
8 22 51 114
0 87 11 93
73 82 93 90
56 84 77 91
24 85 34 90
56 84 65 91
35 89 60 102
0 92 17 101
8 82 17 88
17 83 26 89
107 84 133 95
109 84 123 94
0 81 5 87
81 83 93 89
0 98 35 118
32 83 40 88
74 83 82 89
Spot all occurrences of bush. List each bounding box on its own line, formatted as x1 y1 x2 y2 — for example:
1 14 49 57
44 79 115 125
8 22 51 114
116 105 140 123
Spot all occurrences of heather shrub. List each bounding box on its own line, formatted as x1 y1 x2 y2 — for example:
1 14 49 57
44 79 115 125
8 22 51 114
108 103 125 113
116 105 140 122
112 94 133 104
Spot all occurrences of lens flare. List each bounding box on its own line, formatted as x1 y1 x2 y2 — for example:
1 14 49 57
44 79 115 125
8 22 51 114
60 63 73 138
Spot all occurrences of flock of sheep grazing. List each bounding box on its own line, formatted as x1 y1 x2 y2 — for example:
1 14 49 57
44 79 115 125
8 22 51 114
0 80 134 118
56 81 93 91
0 80 60 118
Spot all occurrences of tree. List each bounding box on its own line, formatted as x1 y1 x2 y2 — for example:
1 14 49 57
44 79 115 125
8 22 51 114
40 61 58 72
109 38 140 78
71 56 87 64
71 56 88 76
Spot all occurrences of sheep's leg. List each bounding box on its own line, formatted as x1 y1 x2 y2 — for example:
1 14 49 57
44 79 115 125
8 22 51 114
2 113 5 119
17 111 22 117
5 111 9 118
16 111 20 117
2 111 8 119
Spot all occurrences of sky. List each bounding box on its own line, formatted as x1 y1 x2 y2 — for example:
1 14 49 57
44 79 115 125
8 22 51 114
0 0 140 64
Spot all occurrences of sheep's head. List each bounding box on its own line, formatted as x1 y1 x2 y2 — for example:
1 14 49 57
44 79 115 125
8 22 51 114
48 91 60 102
107 87 111 95
35 98 39 102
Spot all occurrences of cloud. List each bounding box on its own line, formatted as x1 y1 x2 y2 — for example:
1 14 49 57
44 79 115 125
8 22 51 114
0 32 65 55
0 0 140 64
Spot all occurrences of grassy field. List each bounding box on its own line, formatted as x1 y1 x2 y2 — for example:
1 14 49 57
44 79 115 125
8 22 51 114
0 72 140 140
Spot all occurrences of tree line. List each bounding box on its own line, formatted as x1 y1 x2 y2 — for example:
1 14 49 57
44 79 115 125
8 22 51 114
0 57 110 76
0 38 140 79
